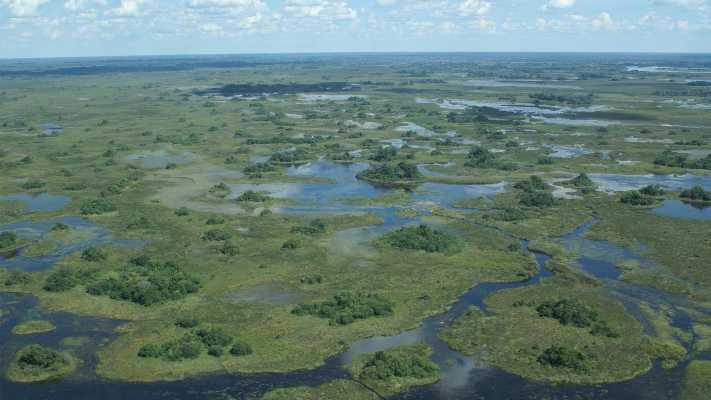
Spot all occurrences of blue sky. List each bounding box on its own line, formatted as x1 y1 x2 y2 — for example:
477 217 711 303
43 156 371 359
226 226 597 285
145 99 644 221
0 0 709 58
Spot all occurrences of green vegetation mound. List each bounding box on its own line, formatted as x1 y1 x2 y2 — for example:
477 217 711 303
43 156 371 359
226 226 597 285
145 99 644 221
292 292 393 325
680 186 711 202
381 224 459 253
7 345 76 383
86 258 199 306
12 320 56 335
356 161 422 186
138 326 251 361
537 346 589 372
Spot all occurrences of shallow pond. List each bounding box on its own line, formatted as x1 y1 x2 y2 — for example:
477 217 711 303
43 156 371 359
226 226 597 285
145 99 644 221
652 200 711 221
590 174 711 193
0 216 143 272
0 193 70 213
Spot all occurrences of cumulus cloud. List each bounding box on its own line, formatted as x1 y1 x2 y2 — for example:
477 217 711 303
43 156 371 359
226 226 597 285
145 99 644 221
108 0 146 17
283 0 357 20
546 0 575 9
0 0 50 16
458 0 491 16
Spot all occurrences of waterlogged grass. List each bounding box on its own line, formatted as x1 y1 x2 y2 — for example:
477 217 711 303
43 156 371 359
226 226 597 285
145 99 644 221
681 361 711 400
261 380 379 400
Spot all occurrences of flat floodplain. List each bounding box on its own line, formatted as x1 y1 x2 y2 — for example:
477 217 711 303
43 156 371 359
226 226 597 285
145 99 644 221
1 53 711 400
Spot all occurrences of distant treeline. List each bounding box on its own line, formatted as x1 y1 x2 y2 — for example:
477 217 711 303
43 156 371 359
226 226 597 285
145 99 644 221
0 60 261 77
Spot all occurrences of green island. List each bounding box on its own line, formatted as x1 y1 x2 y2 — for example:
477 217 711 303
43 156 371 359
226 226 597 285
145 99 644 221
11 320 56 335
6 345 77 383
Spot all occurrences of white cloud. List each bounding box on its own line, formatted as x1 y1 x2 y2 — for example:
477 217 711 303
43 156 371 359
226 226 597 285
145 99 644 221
591 12 615 30
108 0 146 17
546 0 575 9
283 0 357 20
458 0 491 16
0 0 50 16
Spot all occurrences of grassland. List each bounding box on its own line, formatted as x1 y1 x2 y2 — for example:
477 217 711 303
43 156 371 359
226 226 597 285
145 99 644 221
1 54 710 398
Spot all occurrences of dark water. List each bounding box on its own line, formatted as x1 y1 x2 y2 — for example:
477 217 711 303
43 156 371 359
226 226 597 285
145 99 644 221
652 200 711 220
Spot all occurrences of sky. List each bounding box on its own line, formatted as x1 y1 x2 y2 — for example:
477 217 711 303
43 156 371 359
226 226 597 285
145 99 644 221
0 0 710 58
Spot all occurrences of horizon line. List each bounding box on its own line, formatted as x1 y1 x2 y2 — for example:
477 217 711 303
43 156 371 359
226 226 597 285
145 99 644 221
2 50 711 62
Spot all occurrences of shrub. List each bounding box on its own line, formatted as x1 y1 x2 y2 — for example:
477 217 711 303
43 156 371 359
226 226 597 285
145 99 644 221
680 186 711 202
243 162 276 177
300 274 323 284
291 219 327 235
640 184 665 197
382 224 459 253
519 191 556 208
465 146 499 169
620 191 657 206
202 229 232 241
292 292 394 325
514 176 546 192
81 246 107 262
0 231 17 248
4 271 31 286
87 260 199 306
80 199 116 215
44 268 97 292
567 173 595 188
236 190 271 202
196 327 233 348
207 346 224 357
356 162 422 184
369 146 397 162
269 148 308 163
51 223 70 231
20 179 45 190
206 217 225 225
175 207 190 216
537 346 588 372
230 341 253 356
15 345 67 372
536 299 598 328
359 349 438 381
220 242 238 256
138 334 203 361
175 318 199 329
281 239 300 250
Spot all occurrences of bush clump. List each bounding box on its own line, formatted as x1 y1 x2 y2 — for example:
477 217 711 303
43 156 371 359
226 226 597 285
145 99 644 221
81 246 107 262
464 146 499 169
292 292 394 325
243 162 276 178
291 219 327 235
236 190 271 202
86 258 199 306
359 348 438 381
202 229 232 241
356 162 422 185
44 268 98 292
381 224 459 253
11 345 70 380
537 346 589 372
0 231 18 248
567 173 595 188
640 184 665 197
680 185 711 202
620 191 658 206
138 327 251 361
80 199 116 215
537 299 618 338
4 271 31 286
